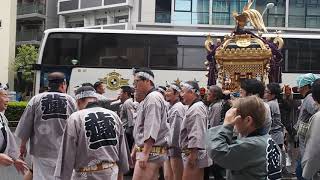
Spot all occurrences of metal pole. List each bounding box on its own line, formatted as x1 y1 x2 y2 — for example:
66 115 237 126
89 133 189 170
285 0 289 27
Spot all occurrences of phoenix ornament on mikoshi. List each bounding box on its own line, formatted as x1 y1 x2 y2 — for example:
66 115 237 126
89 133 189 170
205 0 284 92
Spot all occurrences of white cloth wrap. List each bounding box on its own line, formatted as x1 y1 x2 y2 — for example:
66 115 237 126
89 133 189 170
169 84 181 92
75 90 97 100
181 82 200 95
135 72 154 82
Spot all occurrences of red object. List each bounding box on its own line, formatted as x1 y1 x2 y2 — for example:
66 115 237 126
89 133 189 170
200 87 206 96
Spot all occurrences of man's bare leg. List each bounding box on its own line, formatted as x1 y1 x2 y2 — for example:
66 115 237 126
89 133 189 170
182 166 203 180
23 170 33 180
164 159 173 180
170 158 183 180
132 161 160 180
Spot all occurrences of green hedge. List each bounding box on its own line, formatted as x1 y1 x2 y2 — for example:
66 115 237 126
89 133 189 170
5 101 27 127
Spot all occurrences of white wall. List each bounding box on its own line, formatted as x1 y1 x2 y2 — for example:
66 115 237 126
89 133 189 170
0 0 17 89
140 0 155 23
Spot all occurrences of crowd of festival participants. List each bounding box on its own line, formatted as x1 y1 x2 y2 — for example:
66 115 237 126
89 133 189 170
1 68 320 180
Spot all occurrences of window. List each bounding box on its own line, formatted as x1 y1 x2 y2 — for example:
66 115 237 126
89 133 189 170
149 36 178 68
283 38 320 72
289 0 320 28
42 33 82 66
177 36 208 69
81 34 147 67
175 0 192 11
173 0 209 25
95 17 108 25
212 0 252 26
42 33 210 71
256 0 285 27
212 0 233 25
66 20 84 28
155 0 171 23
181 47 206 69
115 15 128 23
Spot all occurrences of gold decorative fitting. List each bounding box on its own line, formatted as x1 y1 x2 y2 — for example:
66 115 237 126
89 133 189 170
205 35 213 52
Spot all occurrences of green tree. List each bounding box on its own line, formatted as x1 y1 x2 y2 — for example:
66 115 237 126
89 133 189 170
14 45 39 98
14 44 38 82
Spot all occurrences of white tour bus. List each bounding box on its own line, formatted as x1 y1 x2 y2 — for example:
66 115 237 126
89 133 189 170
34 28 320 98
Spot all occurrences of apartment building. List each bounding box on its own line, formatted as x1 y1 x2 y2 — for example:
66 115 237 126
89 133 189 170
58 0 320 32
17 0 59 46
58 0 132 29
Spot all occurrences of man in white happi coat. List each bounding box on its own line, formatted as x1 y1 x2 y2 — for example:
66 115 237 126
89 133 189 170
163 83 186 180
15 72 77 180
0 84 28 174
119 86 135 151
54 86 129 180
180 81 212 180
131 68 170 180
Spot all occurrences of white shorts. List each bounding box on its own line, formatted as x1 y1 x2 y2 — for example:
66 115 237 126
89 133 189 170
32 156 56 180
182 150 212 169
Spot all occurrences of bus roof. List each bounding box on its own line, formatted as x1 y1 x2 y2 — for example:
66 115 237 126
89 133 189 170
44 28 320 39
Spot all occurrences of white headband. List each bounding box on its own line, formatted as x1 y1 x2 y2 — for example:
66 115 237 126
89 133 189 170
135 72 154 82
181 82 200 95
0 84 8 91
157 87 166 94
169 84 181 92
75 90 97 100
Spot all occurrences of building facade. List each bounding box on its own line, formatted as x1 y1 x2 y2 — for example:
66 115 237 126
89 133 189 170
58 0 320 31
17 0 59 46
0 0 17 89
137 0 320 32
58 0 132 29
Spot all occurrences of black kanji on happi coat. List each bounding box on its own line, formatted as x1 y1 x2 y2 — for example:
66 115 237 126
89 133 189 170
266 138 281 180
85 112 117 149
41 94 68 120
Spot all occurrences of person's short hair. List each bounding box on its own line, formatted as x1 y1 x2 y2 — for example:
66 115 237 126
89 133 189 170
266 83 282 99
82 83 94 88
209 85 223 100
182 81 200 96
133 68 155 86
93 81 103 90
233 95 266 129
121 86 133 97
312 79 320 103
240 79 265 98
48 72 66 91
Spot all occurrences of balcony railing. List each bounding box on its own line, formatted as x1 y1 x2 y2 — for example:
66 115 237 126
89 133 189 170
17 3 45 15
16 29 43 42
